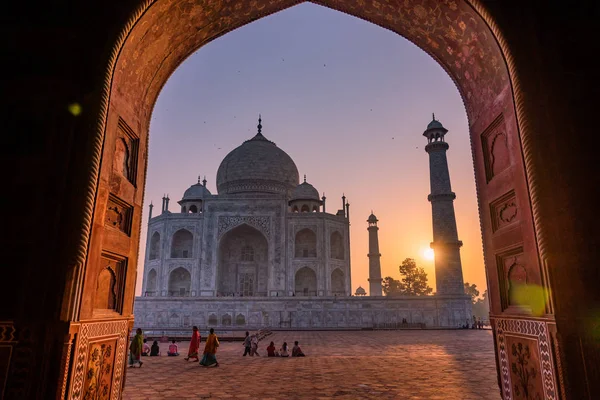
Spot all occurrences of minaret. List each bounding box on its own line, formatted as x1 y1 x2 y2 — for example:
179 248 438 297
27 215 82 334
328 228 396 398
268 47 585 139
148 201 154 220
424 114 465 295
367 212 383 296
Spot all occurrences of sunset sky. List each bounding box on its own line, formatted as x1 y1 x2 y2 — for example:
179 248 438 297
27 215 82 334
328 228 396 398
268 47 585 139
135 3 487 297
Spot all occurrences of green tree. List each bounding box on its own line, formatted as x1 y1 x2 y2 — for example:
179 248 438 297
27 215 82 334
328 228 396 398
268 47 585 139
464 282 480 304
382 276 402 295
397 258 433 296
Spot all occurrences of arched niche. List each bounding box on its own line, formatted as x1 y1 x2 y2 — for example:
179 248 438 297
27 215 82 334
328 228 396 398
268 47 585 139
217 224 268 297
188 204 198 213
168 267 191 296
331 268 345 295
149 231 160 260
171 229 193 258
330 231 344 260
94 267 116 310
146 268 157 295
295 228 317 258
295 267 317 296
235 314 246 326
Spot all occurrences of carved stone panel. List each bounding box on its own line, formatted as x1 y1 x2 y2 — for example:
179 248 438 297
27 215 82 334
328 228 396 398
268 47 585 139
496 247 527 312
94 252 127 314
105 194 133 236
481 114 510 182
490 190 518 233
81 338 117 400
115 117 139 186
217 216 271 240
495 318 557 400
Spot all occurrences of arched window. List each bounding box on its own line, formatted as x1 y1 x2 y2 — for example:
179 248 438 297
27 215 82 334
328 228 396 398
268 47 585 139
331 268 345 295
301 204 310 213
330 231 344 260
168 267 191 296
188 204 198 213
292 205 299 213
295 267 317 296
149 232 160 260
222 314 232 326
171 229 193 258
181 206 187 213
241 246 254 261
295 228 317 258
236 314 246 326
312 206 318 212
146 269 157 294
208 314 217 326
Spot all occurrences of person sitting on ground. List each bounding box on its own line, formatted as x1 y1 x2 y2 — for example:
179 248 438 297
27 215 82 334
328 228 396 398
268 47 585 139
292 341 305 357
250 334 260 357
279 342 289 357
142 339 151 356
266 341 278 357
167 339 179 356
150 340 160 356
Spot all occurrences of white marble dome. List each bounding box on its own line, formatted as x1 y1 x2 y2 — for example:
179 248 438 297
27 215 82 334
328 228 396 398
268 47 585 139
182 182 211 200
291 178 320 201
216 124 299 196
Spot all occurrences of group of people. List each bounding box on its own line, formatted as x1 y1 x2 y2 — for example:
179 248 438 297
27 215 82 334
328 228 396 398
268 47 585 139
129 326 220 368
242 331 306 357
461 316 486 329
129 327 308 368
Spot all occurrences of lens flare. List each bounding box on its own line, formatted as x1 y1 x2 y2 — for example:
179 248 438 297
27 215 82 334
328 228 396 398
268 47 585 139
67 103 82 116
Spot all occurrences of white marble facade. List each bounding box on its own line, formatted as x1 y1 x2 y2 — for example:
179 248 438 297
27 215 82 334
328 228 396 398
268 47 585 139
136 119 471 330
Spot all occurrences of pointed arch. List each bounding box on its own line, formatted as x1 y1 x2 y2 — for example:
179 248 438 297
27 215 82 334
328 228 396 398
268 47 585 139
171 228 193 258
331 268 345 296
295 228 317 258
149 231 160 260
168 267 191 296
295 267 317 296
146 268 157 295
330 231 344 260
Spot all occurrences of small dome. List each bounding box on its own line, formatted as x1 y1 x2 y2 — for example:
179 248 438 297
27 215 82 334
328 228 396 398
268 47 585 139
291 177 320 201
216 117 299 196
427 119 444 130
367 212 378 223
355 286 366 295
182 183 211 200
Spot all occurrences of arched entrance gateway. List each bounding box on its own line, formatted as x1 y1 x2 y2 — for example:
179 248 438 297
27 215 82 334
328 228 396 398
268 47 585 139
3 1 598 399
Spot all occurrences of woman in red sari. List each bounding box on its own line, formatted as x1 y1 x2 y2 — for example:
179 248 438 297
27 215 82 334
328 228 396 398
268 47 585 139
184 326 201 361
199 328 219 367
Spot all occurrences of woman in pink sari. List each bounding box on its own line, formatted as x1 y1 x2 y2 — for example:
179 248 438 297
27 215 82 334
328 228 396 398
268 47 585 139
184 326 201 361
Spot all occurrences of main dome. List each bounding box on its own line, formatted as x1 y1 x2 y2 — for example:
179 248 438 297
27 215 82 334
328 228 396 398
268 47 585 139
216 119 299 196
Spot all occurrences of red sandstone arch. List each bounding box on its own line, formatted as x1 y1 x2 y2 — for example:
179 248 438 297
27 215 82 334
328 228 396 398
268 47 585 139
62 1 561 399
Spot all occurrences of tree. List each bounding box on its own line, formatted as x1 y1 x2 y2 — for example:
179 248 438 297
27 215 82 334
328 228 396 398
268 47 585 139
382 276 402 295
464 282 480 304
398 258 433 296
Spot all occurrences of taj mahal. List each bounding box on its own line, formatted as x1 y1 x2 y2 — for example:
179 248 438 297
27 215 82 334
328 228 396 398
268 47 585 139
133 116 471 330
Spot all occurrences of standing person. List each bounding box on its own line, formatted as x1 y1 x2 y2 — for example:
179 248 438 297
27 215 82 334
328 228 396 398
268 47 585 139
185 326 201 361
242 331 251 356
292 341 305 357
266 341 278 357
128 328 144 368
167 339 179 356
279 342 289 357
250 334 260 357
199 328 220 367
142 339 151 356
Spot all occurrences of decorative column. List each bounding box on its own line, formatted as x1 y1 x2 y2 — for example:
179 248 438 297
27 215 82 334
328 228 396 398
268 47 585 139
424 114 465 294
367 212 382 296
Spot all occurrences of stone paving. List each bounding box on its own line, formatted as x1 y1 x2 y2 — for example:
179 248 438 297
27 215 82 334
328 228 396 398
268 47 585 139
123 330 501 399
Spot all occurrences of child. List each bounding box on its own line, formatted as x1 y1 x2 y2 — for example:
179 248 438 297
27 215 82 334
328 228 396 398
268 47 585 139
167 339 179 356
250 334 260 357
279 342 289 357
142 339 150 356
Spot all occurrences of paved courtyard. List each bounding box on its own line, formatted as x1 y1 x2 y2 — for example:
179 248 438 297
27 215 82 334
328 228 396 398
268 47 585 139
123 330 500 400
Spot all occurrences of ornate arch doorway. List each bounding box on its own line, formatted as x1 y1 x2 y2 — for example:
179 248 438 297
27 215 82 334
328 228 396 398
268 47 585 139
50 1 565 399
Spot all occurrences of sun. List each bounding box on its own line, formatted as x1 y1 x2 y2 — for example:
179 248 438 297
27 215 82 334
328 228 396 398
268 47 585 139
424 248 435 260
